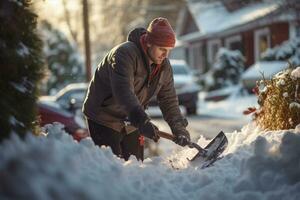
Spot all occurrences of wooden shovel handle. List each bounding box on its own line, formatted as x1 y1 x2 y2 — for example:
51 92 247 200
157 131 175 141
157 130 205 153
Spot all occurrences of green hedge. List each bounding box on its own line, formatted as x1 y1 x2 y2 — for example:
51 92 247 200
0 0 45 142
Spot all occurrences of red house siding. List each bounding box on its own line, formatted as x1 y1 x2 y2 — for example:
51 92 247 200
242 30 254 68
270 22 289 47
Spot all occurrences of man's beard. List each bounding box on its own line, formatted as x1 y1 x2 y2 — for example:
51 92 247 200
146 48 163 64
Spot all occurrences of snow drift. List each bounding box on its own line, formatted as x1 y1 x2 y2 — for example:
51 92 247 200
0 122 300 200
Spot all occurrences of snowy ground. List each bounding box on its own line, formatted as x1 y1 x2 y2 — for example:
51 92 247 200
1 120 300 200
1 90 300 199
147 85 258 120
198 86 258 119
146 88 257 158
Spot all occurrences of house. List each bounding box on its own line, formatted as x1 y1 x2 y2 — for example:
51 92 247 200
172 0 300 73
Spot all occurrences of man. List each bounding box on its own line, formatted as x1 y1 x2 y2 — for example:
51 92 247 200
82 17 191 161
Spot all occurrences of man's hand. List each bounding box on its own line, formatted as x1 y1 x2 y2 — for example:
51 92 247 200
139 121 160 142
173 128 191 146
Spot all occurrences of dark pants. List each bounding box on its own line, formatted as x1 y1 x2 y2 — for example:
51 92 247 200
87 119 144 161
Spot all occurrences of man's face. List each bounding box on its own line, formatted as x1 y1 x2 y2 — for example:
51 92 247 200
147 44 173 64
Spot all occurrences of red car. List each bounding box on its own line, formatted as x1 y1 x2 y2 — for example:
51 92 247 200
37 100 89 141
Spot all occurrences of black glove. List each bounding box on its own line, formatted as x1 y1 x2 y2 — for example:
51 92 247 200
173 128 191 146
139 121 160 142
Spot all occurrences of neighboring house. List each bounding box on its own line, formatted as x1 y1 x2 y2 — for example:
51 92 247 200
172 0 300 73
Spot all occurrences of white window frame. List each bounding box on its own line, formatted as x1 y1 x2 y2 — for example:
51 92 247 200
289 21 300 39
195 42 205 72
189 42 203 70
188 44 195 68
207 39 221 64
225 35 242 50
254 27 271 62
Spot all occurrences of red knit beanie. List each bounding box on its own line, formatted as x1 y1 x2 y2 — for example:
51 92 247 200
145 17 176 48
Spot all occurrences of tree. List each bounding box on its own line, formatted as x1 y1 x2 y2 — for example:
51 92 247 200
39 21 85 94
0 0 45 141
97 0 185 53
142 0 185 28
201 48 245 91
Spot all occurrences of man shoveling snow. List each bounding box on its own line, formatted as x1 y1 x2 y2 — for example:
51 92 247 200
82 17 224 162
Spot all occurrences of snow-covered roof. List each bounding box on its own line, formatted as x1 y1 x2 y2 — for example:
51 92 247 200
241 61 288 80
180 1 280 41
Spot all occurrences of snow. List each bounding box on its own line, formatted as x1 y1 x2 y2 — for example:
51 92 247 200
2 86 300 199
199 85 258 119
188 1 279 35
1 120 300 199
1 59 299 199
10 77 34 94
262 37 300 66
242 61 288 80
291 67 300 79
16 42 30 57
290 102 300 109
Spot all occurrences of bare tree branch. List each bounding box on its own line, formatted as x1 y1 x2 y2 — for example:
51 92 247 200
62 0 78 44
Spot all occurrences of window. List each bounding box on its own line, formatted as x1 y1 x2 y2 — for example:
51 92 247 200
254 28 270 61
290 21 300 38
207 39 221 64
297 27 300 37
225 35 243 53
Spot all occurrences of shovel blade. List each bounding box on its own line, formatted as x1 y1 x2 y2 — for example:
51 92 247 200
187 131 228 164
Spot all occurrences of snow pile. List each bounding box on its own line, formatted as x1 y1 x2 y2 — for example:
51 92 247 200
1 123 300 199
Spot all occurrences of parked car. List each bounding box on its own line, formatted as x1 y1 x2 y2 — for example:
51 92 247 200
149 59 200 115
39 83 88 112
37 98 89 141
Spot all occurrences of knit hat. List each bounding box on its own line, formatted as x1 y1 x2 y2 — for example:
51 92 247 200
145 17 176 47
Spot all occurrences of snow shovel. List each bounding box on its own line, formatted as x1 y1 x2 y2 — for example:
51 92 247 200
157 130 228 166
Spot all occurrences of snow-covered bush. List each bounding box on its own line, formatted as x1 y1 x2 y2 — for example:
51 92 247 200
201 48 245 91
0 0 45 141
39 21 85 95
261 37 300 66
252 65 300 130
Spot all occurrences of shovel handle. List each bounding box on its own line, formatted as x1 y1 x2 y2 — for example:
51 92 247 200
157 131 175 141
158 130 206 154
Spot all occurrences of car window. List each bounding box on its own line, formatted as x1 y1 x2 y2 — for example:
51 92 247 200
69 91 86 101
172 64 189 75
56 89 86 107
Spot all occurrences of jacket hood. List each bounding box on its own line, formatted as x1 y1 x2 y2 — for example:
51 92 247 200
127 28 147 47
127 28 150 68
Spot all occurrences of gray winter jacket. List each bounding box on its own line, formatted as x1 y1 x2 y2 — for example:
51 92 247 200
82 28 186 134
